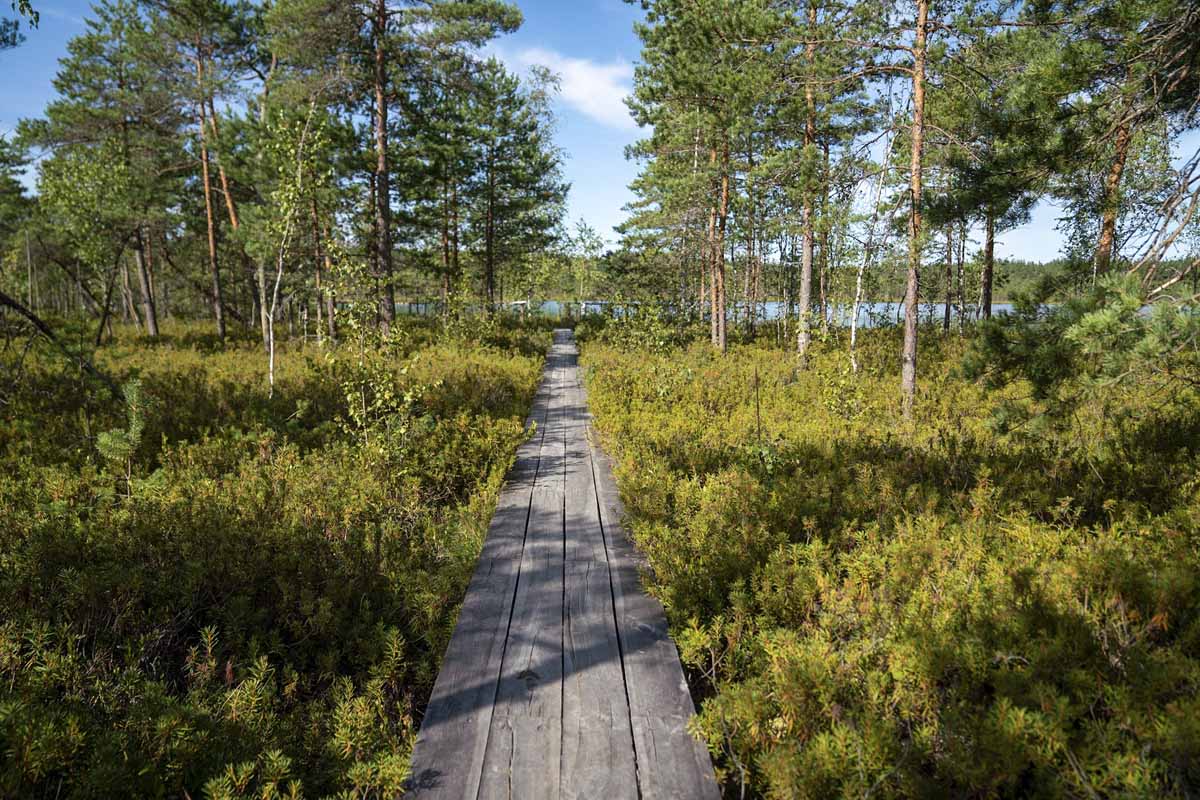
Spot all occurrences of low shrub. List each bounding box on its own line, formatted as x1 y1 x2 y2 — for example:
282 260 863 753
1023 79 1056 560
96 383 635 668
582 326 1200 799
0 319 544 798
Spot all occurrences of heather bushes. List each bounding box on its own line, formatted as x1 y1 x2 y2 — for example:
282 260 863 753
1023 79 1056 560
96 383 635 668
0 319 545 798
582 327 1200 799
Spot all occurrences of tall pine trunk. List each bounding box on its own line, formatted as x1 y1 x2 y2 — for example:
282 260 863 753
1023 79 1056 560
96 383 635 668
745 145 757 335
485 148 497 309
715 143 730 353
450 183 460 280
373 0 395 333
134 227 158 336
117 70 159 338
981 210 995 319
902 0 929 419
195 66 225 341
207 98 241 232
797 1 818 366
707 148 718 347
798 198 815 364
205 95 259 338
818 142 832 337
699 219 707 321
441 179 452 305
943 226 953 332
121 259 139 328
956 218 966 331
1094 114 1132 277
310 200 336 342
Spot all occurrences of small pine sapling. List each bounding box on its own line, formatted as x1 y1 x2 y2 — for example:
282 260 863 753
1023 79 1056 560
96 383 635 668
96 378 144 495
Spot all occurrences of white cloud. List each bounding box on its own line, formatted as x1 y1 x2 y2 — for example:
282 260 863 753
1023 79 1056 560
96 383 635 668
509 47 637 131
40 7 87 26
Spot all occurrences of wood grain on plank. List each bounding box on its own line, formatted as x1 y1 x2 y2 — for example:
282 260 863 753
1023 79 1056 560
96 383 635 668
561 559 638 799
412 330 718 799
587 399 721 800
477 344 568 798
407 359 557 799
560 363 638 798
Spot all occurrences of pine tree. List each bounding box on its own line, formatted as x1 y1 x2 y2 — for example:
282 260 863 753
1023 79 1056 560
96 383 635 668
466 59 568 310
23 0 191 337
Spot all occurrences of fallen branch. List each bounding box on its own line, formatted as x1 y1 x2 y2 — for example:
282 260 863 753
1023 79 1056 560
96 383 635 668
0 289 124 401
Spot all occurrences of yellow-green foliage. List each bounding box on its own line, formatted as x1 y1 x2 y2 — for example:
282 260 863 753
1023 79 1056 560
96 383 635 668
582 328 1200 799
0 318 546 798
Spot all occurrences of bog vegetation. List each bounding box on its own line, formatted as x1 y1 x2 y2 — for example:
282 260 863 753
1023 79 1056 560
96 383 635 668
1 0 1199 797
581 315 1199 798
0 317 548 797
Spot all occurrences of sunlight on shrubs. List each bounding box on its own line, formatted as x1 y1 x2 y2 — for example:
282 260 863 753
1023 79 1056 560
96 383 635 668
0 318 545 797
583 327 1200 798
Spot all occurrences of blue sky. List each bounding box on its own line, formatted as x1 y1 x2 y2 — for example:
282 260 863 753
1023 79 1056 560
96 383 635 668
0 0 649 246
1 0 1175 262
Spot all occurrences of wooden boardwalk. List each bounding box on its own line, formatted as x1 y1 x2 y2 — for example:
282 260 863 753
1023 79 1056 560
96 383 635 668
408 330 719 800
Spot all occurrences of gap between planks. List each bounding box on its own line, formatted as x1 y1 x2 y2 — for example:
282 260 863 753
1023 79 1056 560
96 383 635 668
408 330 719 800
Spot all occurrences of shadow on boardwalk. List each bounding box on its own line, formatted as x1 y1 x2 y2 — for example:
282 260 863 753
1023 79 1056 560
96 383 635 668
407 330 718 800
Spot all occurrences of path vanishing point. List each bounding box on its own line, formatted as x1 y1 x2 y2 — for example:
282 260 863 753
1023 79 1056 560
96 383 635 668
407 329 720 799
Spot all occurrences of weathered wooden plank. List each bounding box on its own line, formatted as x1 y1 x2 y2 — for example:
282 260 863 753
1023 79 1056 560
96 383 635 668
588 436 694 719
586 397 721 799
562 362 607 564
414 329 718 799
406 360 558 799
476 714 561 800
487 486 564 717
489 357 566 716
477 340 569 798
559 358 638 797
630 714 721 800
561 559 638 800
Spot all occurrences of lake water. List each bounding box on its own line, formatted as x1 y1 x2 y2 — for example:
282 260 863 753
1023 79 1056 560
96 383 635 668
398 299 1025 328
537 300 1023 328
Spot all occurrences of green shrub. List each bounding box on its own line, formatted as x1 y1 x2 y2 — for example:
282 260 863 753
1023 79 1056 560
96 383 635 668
0 320 544 797
583 327 1200 799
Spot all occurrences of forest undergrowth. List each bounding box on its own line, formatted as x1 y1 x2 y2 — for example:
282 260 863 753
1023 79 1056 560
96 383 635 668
581 319 1200 799
0 317 549 799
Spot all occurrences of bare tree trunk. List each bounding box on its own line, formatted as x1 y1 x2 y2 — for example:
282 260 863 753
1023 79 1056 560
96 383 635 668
205 95 261 340
373 0 395 333
121 259 141 330
715 144 730 353
134 227 158 336
441 179 451 306
206 97 241 232
818 253 829 336
700 215 708 321
146 230 160 317
1094 114 1132 277
797 1 818 366
819 141 832 337
902 0 929 419
943 226 953 332
323 238 336 341
257 253 270 348
798 198 815 365
956 217 966 332
367 166 379 324
981 209 995 319
195 59 225 341
310 200 325 343
485 149 497 310
451 182 460 282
